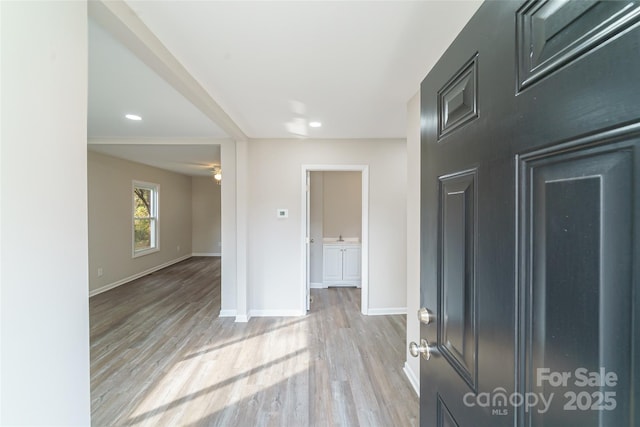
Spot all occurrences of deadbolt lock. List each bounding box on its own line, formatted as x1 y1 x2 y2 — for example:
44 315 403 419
418 307 435 325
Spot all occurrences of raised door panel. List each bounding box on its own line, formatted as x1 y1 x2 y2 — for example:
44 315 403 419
437 395 461 427
438 54 478 140
516 0 640 91
438 169 478 391
519 133 639 426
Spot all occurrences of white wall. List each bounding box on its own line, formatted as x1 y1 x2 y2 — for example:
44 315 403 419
405 91 421 393
88 151 193 294
192 176 221 255
220 139 237 316
0 1 91 424
247 139 407 314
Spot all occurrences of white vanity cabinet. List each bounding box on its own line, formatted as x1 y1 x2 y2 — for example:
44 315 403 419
322 243 361 287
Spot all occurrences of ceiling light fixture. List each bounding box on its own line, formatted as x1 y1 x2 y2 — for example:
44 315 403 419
125 114 142 121
309 121 322 128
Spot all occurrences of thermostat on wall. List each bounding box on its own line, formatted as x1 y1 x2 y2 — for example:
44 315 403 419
277 209 288 218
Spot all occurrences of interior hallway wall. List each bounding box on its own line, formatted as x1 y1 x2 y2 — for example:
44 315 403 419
192 176 221 255
247 139 407 315
0 1 91 423
87 151 192 294
322 171 362 239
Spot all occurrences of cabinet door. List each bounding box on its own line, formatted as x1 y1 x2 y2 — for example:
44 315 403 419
342 246 361 283
322 246 343 283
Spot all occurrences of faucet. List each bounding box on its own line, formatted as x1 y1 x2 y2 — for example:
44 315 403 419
338 234 344 242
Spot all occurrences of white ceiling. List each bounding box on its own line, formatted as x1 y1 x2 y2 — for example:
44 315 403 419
88 18 227 139
88 1 483 174
89 143 221 177
88 17 225 176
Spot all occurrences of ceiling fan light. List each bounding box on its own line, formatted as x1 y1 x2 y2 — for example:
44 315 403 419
212 167 222 182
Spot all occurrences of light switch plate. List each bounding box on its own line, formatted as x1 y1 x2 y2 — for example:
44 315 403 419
277 208 288 218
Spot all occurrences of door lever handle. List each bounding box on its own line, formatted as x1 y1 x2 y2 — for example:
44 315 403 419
409 338 435 360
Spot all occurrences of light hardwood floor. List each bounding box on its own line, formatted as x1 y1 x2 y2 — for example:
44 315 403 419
90 257 419 426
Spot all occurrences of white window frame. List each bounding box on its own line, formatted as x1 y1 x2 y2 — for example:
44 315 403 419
132 180 160 258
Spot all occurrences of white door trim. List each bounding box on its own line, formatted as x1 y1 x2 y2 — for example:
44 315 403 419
305 171 311 311
301 164 369 315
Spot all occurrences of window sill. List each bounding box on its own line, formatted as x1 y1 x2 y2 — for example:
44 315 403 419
133 247 160 258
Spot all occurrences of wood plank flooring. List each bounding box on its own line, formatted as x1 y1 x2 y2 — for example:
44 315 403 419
90 257 418 426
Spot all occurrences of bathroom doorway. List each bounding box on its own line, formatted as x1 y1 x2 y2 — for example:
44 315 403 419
301 165 369 315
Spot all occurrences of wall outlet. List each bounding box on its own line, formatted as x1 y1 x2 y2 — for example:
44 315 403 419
177 245 181 252
97 267 103 277
277 208 288 218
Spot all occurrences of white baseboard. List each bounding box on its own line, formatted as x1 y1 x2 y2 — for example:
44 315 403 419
403 361 420 396
228 309 306 321
235 314 251 323
249 309 306 317
192 252 221 257
367 307 407 316
310 282 327 289
89 255 192 297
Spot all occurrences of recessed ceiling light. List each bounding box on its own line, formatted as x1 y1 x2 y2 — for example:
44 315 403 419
309 121 322 128
125 114 142 121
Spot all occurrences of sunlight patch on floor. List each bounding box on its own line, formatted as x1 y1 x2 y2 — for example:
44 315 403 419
127 320 311 425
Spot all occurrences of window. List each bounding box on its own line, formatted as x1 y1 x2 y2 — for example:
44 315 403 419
133 181 159 257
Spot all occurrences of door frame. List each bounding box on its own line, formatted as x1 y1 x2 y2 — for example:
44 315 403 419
300 164 369 315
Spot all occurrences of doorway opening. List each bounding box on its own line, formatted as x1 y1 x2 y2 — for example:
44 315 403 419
301 165 369 315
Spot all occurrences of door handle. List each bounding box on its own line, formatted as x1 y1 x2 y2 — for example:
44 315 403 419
409 338 435 360
418 307 435 325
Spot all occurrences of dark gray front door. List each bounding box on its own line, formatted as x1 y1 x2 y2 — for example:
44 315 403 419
419 1 640 426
